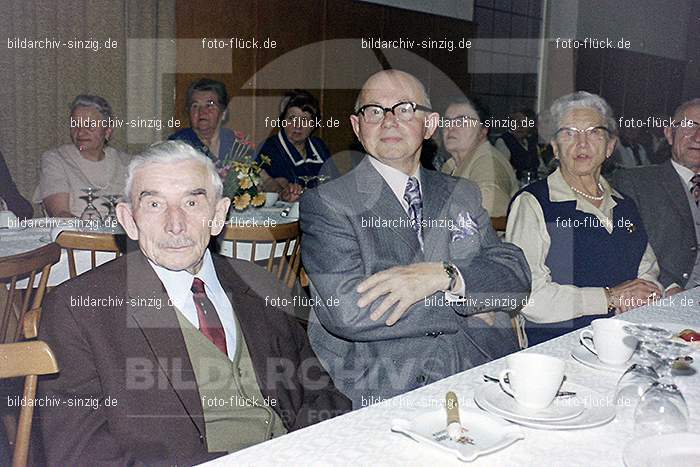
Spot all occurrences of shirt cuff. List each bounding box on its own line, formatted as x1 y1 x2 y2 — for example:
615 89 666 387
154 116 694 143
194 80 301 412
582 288 609 316
444 269 466 303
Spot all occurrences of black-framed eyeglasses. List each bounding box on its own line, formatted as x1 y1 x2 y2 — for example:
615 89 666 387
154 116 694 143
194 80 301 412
354 101 433 124
555 126 610 141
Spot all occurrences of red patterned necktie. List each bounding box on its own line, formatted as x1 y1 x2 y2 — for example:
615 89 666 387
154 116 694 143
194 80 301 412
691 175 700 206
190 278 228 356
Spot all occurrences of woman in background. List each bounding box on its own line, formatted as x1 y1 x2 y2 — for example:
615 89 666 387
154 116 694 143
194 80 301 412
440 97 518 217
169 78 254 164
257 90 331 202
35 95 129 218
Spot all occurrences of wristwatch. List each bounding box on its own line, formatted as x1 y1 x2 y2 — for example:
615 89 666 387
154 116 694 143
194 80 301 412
604 287 617 313
442 261 459 292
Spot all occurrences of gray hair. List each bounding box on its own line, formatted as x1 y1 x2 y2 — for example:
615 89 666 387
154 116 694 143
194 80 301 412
539 91 617 141
69 94 114 121
353 70 432 113
123 140 223 204
672 98 700 122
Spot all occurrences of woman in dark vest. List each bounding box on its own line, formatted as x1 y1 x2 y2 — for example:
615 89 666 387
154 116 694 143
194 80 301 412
495 109 541 180
506 91 664 347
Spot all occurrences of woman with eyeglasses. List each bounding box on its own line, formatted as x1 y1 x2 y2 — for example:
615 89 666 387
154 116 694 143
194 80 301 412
169 78 254 164
440 97 518 217
506 91 664 346
34 95 130 218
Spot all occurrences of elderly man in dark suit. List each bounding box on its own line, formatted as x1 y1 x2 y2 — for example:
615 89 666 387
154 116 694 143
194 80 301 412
300 70 531 407
615 98 700 292
38 140 350 466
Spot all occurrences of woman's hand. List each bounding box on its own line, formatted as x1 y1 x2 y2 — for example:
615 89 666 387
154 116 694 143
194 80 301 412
280 183 303 202
43 193 76 218
609 279 662 313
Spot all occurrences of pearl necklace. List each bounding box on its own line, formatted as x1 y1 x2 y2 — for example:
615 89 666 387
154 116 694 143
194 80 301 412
569 183 605 201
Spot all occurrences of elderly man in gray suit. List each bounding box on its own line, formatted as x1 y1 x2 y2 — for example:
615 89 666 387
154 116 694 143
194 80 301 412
300 70 531 407
615 98 700 293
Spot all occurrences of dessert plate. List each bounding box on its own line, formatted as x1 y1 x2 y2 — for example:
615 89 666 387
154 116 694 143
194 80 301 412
475 383 616 430
571 344 633 373
474 383 582 422
391 406 524 462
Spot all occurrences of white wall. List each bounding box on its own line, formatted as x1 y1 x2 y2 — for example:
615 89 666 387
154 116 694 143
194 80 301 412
357 0 473 21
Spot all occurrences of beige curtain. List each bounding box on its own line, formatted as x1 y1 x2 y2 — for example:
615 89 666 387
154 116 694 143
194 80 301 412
0 0 175 214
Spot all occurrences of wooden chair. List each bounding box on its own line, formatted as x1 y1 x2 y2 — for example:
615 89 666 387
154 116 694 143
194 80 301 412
0 340 59 467
0 243 60 345
55 231 125 279
221 221 302 289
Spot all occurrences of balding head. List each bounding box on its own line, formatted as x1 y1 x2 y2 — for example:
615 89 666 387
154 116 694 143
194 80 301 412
350 70 439 174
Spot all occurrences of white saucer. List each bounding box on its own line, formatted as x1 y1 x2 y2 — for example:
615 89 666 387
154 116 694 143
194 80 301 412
474 383 583 422
475 383 616 430
391 406 524 462
571 344 633 373
623 433 700 466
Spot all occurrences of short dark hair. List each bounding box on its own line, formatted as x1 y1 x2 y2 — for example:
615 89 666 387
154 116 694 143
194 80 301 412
444 96 491 125
185 78 229 114
279 89 321 121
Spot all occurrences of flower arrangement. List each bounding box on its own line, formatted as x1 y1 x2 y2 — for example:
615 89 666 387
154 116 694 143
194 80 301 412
219 155 270 210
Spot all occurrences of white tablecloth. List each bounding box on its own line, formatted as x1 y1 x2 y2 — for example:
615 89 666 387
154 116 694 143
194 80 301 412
218 205 298 261
0 218 121 287
203 289 700 467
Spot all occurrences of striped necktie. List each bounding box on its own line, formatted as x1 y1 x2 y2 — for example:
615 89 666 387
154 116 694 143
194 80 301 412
403 176 424 250
691 174 700 206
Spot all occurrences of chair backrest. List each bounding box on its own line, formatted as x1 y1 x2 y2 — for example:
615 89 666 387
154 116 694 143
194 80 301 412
0 340 59 467
55 231 125 279
221 221 302 289
0 243 60 344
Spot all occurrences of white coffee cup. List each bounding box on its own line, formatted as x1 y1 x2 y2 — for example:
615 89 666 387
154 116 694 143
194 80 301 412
264 192 279 207
0 210 18 228
579 318 638 365
498 353 565 410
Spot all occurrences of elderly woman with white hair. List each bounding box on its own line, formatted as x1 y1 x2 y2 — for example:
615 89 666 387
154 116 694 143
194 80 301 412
35 94 130 217
506 91 665 346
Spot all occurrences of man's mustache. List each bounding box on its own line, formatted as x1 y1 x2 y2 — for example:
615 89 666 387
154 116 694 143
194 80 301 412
158 237 195 248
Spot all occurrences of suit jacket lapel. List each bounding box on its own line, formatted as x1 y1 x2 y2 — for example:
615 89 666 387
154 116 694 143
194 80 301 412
660 160 695 235
420 168 452 260
356 157 422 252
124 251 206 439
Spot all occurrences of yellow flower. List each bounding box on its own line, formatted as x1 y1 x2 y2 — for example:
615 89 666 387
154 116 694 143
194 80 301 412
251 193 266 207
239 177 253 190
260 154 271 165
233 193 251 210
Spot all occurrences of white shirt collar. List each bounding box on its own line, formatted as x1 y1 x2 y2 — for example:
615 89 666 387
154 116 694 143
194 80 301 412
148 249 219 310
671 159 697 189
368 156 421 212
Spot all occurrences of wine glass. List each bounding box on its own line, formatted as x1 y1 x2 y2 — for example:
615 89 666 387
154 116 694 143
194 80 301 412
80 187 102 227
298 175 315 190
634 381 689 437
615 364 660 423
102 194 121 230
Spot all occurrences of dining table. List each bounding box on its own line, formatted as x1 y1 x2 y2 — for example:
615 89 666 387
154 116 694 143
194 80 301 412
202 288 700 466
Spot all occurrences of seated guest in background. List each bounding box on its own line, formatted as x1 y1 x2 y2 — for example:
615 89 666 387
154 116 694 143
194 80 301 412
507 91 663 347
615 98 700 291
611 125 651 168
440 97 518 217
34 95 129 218
39 141 350 465
257 90 331 202
0 149 33 218
495 108 540 181
301 70 530 407
170 78 254 164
